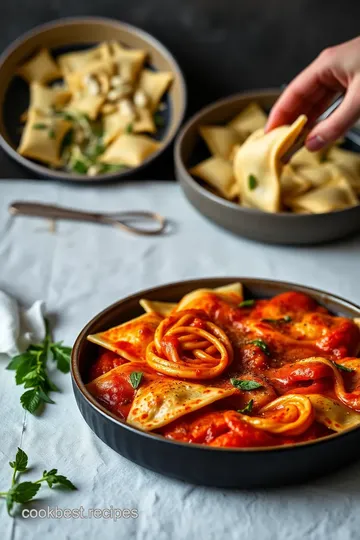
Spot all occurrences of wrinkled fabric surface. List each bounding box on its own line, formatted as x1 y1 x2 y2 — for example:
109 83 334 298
0 179 360 540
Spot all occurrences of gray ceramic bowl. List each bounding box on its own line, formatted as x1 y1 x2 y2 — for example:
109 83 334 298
174 89 360 245
0 17 187 182
72 277 360 487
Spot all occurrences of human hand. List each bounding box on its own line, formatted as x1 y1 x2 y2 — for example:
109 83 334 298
265 36 360 151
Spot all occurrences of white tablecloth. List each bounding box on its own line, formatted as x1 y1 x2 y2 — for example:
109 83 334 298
1 179 360 540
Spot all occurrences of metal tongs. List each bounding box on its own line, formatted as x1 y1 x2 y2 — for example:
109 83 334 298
9 201 167 236
281 94 360 163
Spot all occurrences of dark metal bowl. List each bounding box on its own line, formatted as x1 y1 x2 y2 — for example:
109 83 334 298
174 90 360 245
0 17 186 182
71 277 360 488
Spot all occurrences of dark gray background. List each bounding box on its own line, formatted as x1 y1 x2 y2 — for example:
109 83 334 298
1 0 360 180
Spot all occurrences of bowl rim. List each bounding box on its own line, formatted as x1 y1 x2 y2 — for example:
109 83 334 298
174 89 360 219
0 16 187 182
71 276 360 454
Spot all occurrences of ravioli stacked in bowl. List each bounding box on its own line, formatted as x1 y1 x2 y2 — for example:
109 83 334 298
190 102 360 214
16 42 173 175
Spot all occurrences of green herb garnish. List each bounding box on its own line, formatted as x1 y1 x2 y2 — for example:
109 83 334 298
248 174 258 190
248 339 270 355
238 399 254 414
230 378 263 391
239 299 255 308
6 320 71 414
33 123 48 130
99 163 126 174
332 361 354 373
0 448 76 516
126 123 133 134
48 128 56 139
130 371 143 389
71 160 88 174
154 113 165 127
262 315 292 324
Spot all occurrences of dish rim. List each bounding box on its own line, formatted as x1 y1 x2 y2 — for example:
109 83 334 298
174 89 360 218
0 16 187 182
71 276 360 453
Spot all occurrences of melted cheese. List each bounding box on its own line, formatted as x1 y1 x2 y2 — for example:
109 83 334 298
127 378 235 430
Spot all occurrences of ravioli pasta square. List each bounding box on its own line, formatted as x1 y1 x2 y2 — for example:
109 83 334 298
65 94 105 120
103 111 132 145
190 156 239 200
281 165 312 203
138 69 173 111
29 82 71 112
287 177 358 213
17 109 72 167
133 108 156 134
233 115 307 212
17 48 61 84
228 102 267 137
100 134 160 166
57 43 111 74
199 126 243 160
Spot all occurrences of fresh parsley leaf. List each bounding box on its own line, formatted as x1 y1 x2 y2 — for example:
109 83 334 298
333 361 354 373
230 378 263 391
130 371 143 389
248 174 258 190
51 343 71 373
239 299 255 308
33 123 48 130
20 389 42 414
0 448 77 516
9 448 28 472
99 163 126 174
48 128 56 139
248 339 270 355
6 319 72 415
6 353 29 371
71 160 88 174
126 123 133 134
37 388 55 404
42 470 76 490
10 482 40 503
238 399 254 414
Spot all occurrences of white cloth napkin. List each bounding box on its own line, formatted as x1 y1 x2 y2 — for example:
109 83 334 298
0 290 45 357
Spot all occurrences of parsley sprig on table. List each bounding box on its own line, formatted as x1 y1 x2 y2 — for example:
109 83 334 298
6 320 72 414
0 448 76 516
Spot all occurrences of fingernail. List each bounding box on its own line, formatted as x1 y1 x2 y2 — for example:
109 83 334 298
306 135 326 152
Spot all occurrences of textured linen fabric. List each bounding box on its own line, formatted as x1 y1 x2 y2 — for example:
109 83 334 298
0 178 360 540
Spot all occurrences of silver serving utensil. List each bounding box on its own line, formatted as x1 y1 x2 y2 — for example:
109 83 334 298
9 201 167 236
280 93 360 162
281 94 346 163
